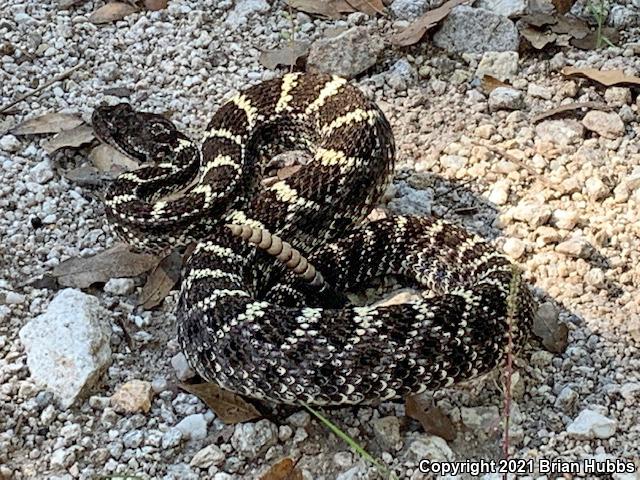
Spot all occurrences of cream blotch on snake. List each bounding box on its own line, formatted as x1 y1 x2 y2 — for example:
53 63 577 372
92 73 535 405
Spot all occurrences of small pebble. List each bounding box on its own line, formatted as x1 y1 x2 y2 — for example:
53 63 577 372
503 237 525 259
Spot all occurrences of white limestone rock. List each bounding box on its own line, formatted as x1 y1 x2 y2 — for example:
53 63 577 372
175 413 208 441
19 289 112 409
433 6 519 54
475 0 527 17
308 27 384 79
231 419 278 458
582 111 625 139
476 51 519 82
566 409 617 439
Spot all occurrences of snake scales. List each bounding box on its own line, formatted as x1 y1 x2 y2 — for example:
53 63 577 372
93 73 535 405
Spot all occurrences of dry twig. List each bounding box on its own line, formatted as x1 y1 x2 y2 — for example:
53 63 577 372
0 62 85 114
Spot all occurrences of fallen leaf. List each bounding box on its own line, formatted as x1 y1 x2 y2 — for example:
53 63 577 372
532 302 568 353
551 0 576 14
405 396 456 441
561 66 640 88
531 101 611 123
390 0 469 47
183 242 198 261
53 244 158 289
549 16 589 39
291 0 383 17
42 124 95 154
277 165 302 180
260 458 304 480
570 27 619 50
89 144 139 177
519 14 617 51
287 0 343 18
10 113 84 135
262 176 279 187
23 273 60 290
520 25 557 50
179 382 262 424
139 250 182 309
63 165 105 187
344 0 386 16
519 13 557 28
144 0 168 10
480 74 511 94
259 42 310 70
89 2 137 24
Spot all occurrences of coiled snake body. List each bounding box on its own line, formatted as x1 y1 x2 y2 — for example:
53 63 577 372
93 73 534 405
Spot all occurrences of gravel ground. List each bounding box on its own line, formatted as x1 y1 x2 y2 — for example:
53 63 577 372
1 1 640 479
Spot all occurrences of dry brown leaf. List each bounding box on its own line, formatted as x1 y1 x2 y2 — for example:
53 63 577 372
570 27 619 50
519 25 557 49
89 2 137 24
532 302 568 353
144 0 168 10
549 16 589 39
287 0 343 18
405 396 456 441
519 14 612 51
345 0 386 15
89 144 139 177
390 0 468 47
179 382 261 424
277 165 302 180
551 0 576 14
42 124 95 154
260 458 303 480
480 74 511 94
531 101 611 123
63 165 105 187
10 113 84 136
519 13 557 27
139 250 182 309
290 0 385 17
561 66 640 88
259 42 310 70
53 244 158 289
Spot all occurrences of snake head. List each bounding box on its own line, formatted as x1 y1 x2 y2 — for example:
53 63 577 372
92 103 186 163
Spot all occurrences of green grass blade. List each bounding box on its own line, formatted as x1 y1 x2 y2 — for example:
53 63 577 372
302 403 396 479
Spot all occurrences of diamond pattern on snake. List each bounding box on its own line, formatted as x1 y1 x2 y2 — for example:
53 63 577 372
92 73 535 406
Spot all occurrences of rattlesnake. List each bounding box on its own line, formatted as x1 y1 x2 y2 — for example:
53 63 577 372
93 73 534 405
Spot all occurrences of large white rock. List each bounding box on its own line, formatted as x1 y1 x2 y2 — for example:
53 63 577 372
390 0 444 19
19 289 112 409
176 413 208 440
476 51 519 82
308 27 384 79
535 119 584 146
433 6 519 54
566 409 617 439
582 111 625 139
475 0 527 18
